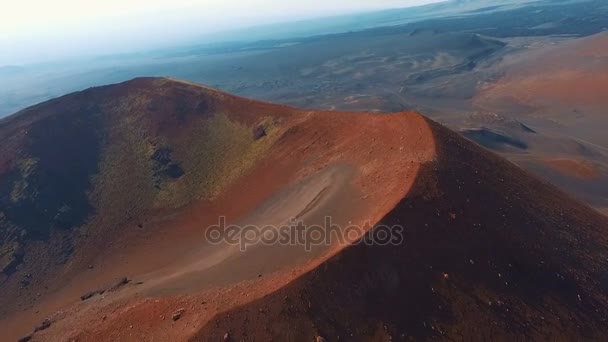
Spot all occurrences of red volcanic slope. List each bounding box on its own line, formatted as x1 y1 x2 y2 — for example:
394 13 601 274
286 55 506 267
193 120 608 341
0 78 606 341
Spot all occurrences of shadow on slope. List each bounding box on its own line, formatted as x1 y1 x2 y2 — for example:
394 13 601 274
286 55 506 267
193 118 608 341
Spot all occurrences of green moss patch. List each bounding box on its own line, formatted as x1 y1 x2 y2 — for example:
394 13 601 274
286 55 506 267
155 113 280 207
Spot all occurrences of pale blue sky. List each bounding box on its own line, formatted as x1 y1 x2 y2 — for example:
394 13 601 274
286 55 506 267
0 0 444 65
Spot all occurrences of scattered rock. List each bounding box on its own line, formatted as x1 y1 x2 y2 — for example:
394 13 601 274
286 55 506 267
253 125 267 140
108 277 130 291
0 241 25 275
81 277 129 300
172 308 186 321
17 335 33 342
80 289 105 301
34 318 52 332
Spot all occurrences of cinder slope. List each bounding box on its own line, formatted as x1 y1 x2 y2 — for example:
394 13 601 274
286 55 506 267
193 119 608 341
0 78 436 340
1 77 607 341
0 77 295 319
0 77 303 338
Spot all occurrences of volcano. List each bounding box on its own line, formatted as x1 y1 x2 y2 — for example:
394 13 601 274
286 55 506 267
0 78 607 341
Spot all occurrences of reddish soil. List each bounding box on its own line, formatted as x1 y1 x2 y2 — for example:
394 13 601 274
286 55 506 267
475 32 608 110
0 78 434 341
193 119 608 342
544 158 601 180
472 32 608 212
1 78 607 341
478 69 608 108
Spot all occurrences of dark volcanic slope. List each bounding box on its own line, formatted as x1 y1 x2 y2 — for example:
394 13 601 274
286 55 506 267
194 121 608 340
0 77 299 321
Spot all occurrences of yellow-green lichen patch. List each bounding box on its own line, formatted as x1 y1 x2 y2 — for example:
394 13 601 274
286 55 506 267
88 108 281 226
170 113 281 203
9 158 38 203
88 115 157 230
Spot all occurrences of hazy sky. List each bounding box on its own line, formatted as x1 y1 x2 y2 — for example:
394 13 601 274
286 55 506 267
1 0 444 65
